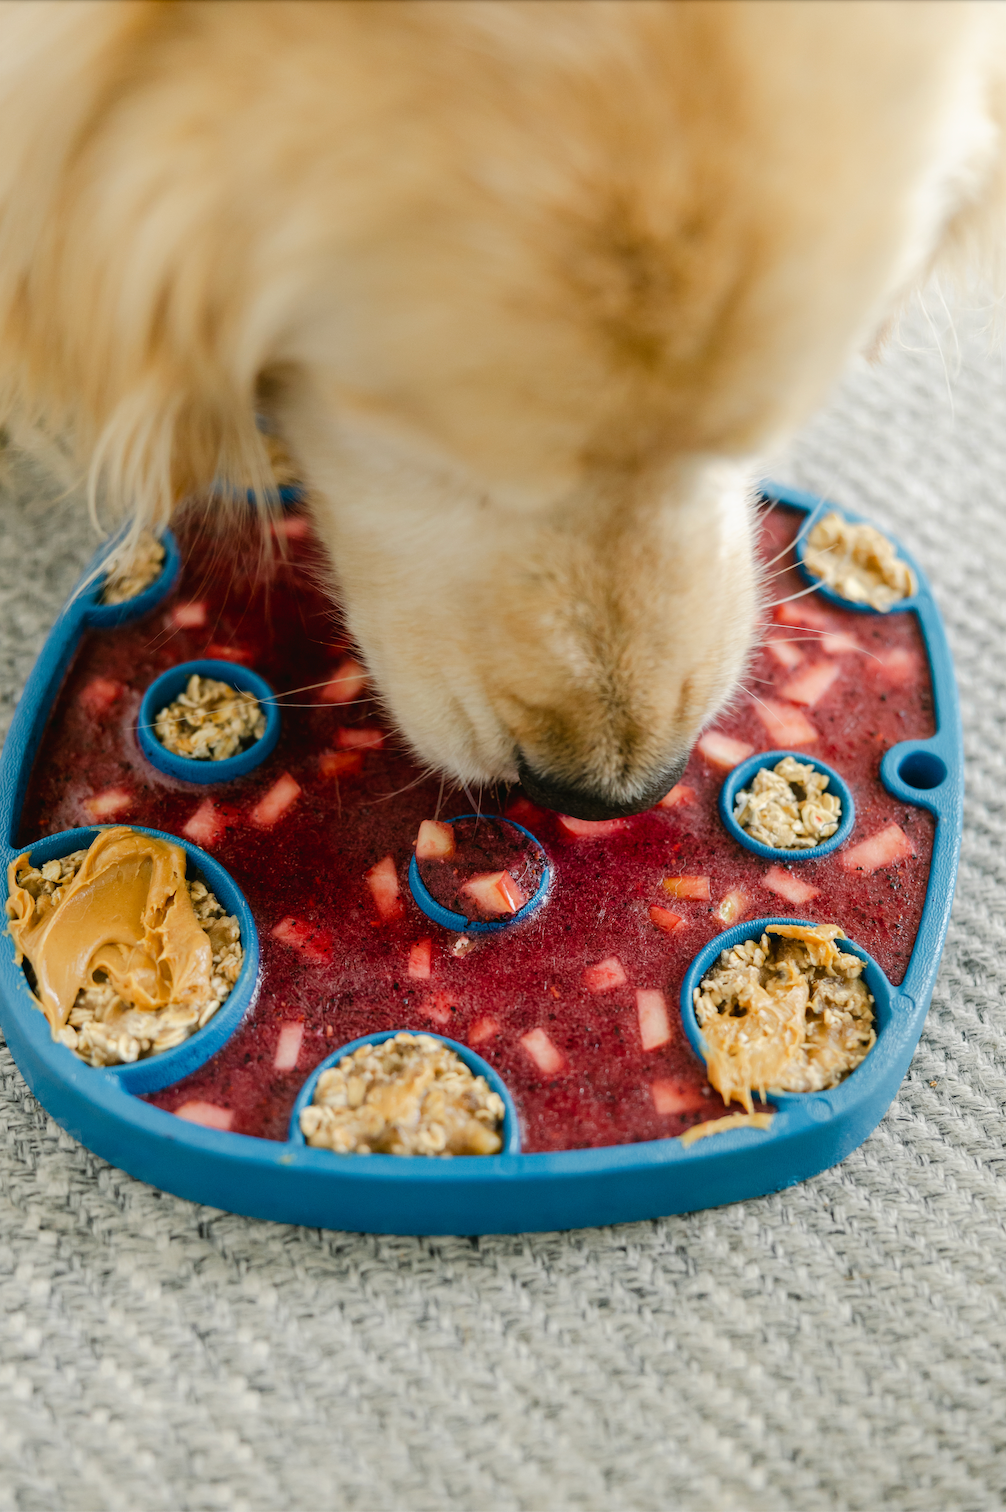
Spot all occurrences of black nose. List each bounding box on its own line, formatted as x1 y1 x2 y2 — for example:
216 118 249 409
517 753 689 821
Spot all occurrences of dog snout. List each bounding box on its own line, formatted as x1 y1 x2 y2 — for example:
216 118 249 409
516 752 689 821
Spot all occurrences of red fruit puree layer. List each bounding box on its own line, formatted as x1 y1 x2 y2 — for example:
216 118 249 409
16 503 936 1151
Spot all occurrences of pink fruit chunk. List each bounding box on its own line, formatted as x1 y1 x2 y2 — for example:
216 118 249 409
697 731 755 770
170 601 208 629
318 749 364 779
182 799 226 847
840 823 913 873
780 660 840 708
468 1016 500 1046
716 888 748 924
876 647 918 685
651 1079 708 1116
582 955 628 993
408 938 433 979
765 638 803 670
273 1022 305 1071
460 870 527 916
820 630 861 656
204 642 253 663
271 916 334 963
271 515 311 540
636 988 672 1051
366 855 404 921
762 865 820 904
319 656 367 704
415 819 456 861
174 1101 233 1131
84 787 132 819
520 1027 566 1077
79 677 123 717
336 727 384 751
775 598 830 630
425 992 454 1027
505 797 546 828
663 875 710 901
657 783 695 809
648 905 684 934
753 698 818 746
557 814 626 839
250 772 301 827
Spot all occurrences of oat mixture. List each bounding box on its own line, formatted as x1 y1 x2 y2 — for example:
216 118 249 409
694 922 875 1112
804 511 916 610
301 1032 505 1156
9 849 242 1066
100 529 166 605
155 674 266 761
733 756 841 850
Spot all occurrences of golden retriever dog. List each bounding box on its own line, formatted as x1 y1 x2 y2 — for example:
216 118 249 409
0 1 1002 817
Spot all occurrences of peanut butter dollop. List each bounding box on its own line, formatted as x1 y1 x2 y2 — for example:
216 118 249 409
7 827 213 1034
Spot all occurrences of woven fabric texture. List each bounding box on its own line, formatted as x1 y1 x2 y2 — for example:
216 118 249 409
1 302 1005 1512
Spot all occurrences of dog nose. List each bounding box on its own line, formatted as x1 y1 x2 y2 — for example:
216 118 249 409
516 753 689 821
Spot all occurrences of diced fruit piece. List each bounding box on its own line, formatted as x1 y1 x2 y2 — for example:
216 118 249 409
840 823 913 873
520 1028 566 1076
716 889 748 924
753 698 818 746
273 1022 305 1071
415 820 456 861
657 783 695 809
649 905 685 934
174 1101 233 1131
765 639 803 670
408 938 433 979
662 875 710 901
557 814 626 839
775 598 830 629
79 677 122 716
319 656 367 704
336 727 384 750
469 1016 500 1046
697 732 754 769
250 772 301 827
271 515 311 540
819 630 861 656
170 601 208 629
762 865 821 904
636 988 672 1051
505 797 546 828
651 1079 708 1116
366 855 404 921
318 749 364 779
84 787 132 819
876 647 918 685
182 799 226 847
425 992 454 1027
780 660 840 708
461 870 527 916
582 955 628 993
271 916 334 963
204 642 253 663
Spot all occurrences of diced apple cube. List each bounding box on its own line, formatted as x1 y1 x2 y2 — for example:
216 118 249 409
780 661 840 708
520 1027 566 1077
424 992 454 1027
174 1101 233 1131
648 905 685 933
651 1079 708 1116
765 638 803 670
204 642 253 663
557 814 626 839
270 515 311 540
415 819 456 861
505 797 546 828
319 657 367 704
775 599 830 629
273 1022 305 1071
468 1016 500 1046
876 647 918 685
636 988 672 1051
762 865 820 905
336 727 384 751
753 698 818 746
662 875 710 901
366 855 404 920
819 630 861 656
170 601 208 630
657 783 695 809
271 916 334 963
79 677 123 717
84 787 132 819
840 823 913 873
318 749 364 779
182 799 226 847
408 938 433 979
716 888 748 924
582 955 628 993
249 772 301 827
697 732 754 770
460 870 527 915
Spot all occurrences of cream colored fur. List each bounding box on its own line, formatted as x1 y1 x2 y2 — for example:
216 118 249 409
0 1 1003 815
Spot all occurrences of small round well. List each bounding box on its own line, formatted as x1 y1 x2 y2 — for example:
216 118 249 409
794 511 921 615
85 530 182 628
137 659 280 784
408 814 550 934
719 750 855 862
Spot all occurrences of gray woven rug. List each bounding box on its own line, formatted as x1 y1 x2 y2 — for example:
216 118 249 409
2 298 1005 1512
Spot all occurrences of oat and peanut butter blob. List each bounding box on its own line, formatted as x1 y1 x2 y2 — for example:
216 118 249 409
733 756 840 850
155 673 266 761
804 512 915 611
100 529 166 605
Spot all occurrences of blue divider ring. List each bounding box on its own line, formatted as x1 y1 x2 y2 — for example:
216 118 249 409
408 815 550 934
137 660 281 784
718 749 855 862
